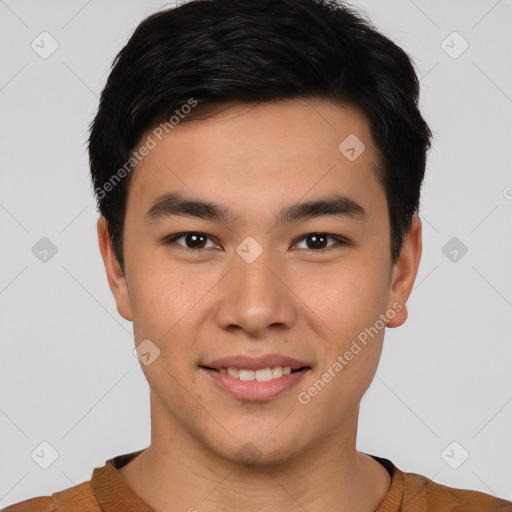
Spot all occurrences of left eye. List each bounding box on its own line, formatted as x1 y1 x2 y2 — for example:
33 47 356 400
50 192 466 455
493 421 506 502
293 233 346 250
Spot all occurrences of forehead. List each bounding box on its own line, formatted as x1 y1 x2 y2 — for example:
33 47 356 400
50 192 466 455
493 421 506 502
126 98 386 226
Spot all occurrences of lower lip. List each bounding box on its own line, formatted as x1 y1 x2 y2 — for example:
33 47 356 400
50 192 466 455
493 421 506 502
200 367 310 402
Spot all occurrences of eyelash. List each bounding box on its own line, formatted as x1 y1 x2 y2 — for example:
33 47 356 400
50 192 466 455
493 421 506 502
164 232 350 251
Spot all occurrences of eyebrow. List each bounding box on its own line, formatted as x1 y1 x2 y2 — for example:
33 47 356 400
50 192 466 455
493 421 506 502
143 192 367 225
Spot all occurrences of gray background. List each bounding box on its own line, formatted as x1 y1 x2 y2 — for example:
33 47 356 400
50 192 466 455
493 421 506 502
1 0 511 507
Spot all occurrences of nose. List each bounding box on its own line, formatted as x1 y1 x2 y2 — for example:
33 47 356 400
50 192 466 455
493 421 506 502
213 246 298 337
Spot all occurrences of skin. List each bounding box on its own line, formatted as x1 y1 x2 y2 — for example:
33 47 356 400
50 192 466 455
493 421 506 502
97 98 422 512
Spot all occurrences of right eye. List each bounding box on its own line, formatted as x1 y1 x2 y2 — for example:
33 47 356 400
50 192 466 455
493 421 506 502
164 232 221 250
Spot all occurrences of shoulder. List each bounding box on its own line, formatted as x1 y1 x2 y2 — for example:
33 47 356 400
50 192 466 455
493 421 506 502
401 470 512 511
1 481 102 512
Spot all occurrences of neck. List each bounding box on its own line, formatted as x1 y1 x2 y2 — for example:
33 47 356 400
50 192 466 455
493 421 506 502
118 397 391 512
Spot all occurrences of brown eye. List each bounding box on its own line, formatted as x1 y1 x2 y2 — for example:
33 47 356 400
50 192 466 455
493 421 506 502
166 232 219 250
293 233 347 250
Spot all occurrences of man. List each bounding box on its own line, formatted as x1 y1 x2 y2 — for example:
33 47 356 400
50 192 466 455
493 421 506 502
4 0 511 510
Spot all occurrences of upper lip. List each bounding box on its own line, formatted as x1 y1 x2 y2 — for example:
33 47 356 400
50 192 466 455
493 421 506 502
201 354 311 371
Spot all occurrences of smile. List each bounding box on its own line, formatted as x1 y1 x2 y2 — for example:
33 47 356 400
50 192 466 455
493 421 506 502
200 365 310 401
204 365 307 381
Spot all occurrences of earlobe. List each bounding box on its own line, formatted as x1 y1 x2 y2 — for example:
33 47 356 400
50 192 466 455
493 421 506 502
386 215 422 328
96 216 133 322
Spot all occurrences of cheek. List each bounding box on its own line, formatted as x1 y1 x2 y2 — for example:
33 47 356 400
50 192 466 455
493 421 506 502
127 261 181 337
295 257 389 336
128 257 216 343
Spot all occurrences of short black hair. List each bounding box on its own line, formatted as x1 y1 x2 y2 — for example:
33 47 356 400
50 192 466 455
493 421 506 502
88 0 432 274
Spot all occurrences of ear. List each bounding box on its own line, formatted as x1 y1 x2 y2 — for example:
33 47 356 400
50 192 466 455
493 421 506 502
386 215 422 328
97 216 133 321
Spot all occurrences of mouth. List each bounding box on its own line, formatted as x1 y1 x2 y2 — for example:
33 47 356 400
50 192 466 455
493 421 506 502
199 355 312 401
200 365 311 382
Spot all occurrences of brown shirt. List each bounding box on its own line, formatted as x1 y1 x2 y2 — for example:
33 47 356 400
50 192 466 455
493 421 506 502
2 450 511 511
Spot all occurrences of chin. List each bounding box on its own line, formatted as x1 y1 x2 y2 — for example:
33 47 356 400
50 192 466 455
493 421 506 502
212 438 303 468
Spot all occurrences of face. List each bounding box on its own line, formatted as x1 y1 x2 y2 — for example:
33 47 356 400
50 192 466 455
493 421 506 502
98 98 421 465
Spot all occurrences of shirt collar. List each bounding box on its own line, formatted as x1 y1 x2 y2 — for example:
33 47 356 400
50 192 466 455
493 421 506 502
91 449 154 512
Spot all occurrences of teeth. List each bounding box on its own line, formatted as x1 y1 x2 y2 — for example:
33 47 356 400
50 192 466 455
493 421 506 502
239 369 255 381
255 367 272 382
227 367 239 378
220 366 295 381
272 366 283 378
